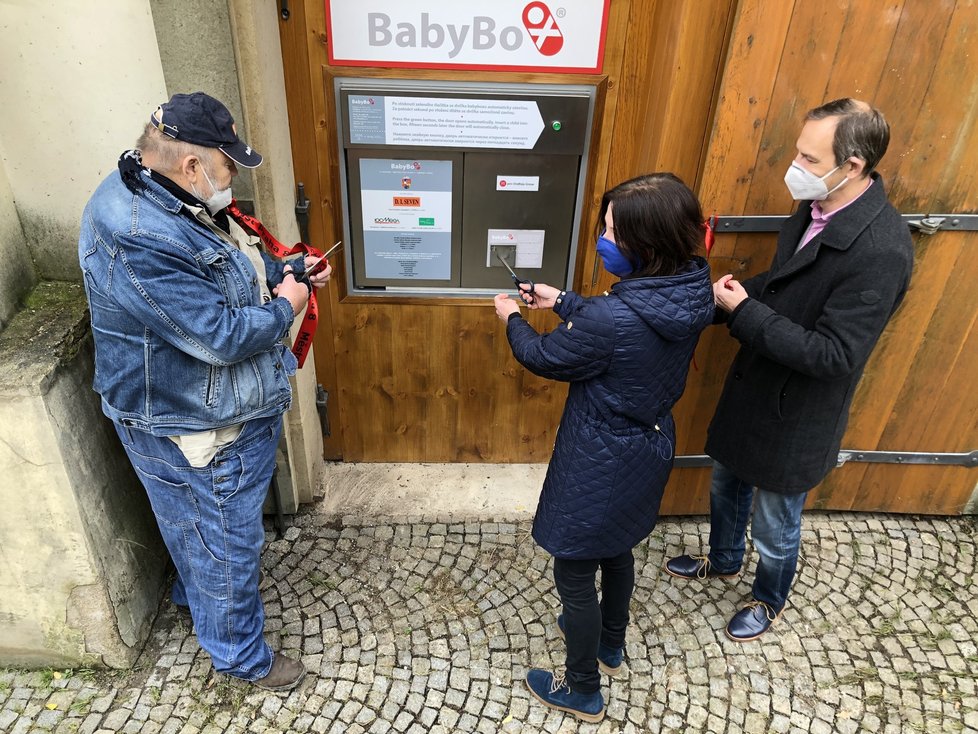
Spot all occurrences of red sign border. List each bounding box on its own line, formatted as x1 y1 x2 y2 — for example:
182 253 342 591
324 0 610 75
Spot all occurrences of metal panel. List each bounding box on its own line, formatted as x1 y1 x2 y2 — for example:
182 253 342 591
460 153 581 290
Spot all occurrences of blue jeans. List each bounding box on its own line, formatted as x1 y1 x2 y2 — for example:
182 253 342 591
115 415 281 680
552 550 634 694
707 462 807 613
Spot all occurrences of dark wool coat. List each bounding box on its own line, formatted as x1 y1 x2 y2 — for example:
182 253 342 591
705 175 914 493
507 258 714 559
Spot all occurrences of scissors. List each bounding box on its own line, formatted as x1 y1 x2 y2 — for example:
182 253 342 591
297 240 342 282
495 251 535 304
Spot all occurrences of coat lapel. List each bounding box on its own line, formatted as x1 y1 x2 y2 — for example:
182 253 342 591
769 174 888 283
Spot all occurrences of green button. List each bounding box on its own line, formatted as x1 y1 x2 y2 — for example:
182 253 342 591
419 217 435 226
552 121 562 131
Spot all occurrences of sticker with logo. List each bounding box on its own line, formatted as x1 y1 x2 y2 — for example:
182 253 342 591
522 2 563 56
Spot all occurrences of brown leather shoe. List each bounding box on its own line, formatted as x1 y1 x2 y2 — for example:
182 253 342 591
253 653 306 691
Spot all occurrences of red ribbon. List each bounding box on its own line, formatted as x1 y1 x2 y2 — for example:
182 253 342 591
703 214 718 257
226 200 322 368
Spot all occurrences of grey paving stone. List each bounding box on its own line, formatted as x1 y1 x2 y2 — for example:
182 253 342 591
3 514 976 733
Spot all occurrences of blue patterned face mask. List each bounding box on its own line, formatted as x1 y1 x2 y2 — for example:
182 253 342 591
596 233 634 276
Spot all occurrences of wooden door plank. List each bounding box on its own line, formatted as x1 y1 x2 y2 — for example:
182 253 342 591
699 0 796 215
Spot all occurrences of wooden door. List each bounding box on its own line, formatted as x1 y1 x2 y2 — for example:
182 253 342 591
278 0 977 514
277 1 737 465
685 0 978 514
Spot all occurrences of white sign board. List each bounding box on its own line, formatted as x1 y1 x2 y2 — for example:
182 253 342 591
327 1 609 74
349 95 545 150
487 229 545 269
360 159 454 280
496 175 540 191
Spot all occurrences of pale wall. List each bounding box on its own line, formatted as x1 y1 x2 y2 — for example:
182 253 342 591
0 284 167 668
0 0 167 282
148 0 255 202
0 159 35 330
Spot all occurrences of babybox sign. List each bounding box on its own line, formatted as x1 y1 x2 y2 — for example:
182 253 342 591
326 1 609 73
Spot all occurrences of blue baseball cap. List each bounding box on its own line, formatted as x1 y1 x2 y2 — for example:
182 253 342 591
150 92 262 169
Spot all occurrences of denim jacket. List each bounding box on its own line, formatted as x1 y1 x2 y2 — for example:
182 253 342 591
79 169 298 435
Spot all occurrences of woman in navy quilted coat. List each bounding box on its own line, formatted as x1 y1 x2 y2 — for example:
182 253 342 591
494 173 714 722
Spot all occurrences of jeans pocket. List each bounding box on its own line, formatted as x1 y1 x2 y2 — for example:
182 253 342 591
131 463 202 526
183 524 229 601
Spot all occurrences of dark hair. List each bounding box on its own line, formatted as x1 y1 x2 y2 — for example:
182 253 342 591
598 172 704 278
806 98 890 175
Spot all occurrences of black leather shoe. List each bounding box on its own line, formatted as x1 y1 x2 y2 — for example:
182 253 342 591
664 554 740 580
725 601 778 641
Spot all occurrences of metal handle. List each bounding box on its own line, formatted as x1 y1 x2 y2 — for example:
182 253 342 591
295 182 310 243
316 384 331 438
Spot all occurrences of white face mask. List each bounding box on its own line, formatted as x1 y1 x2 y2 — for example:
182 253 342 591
192 161 233 214
783 162 848 201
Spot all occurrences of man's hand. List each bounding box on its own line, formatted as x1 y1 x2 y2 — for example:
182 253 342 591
713 274 749 312
274 272 310 315
302 254 332 289
520 282 560 310
494 293 521 322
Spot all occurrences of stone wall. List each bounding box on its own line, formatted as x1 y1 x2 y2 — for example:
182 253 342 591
0 283 167 668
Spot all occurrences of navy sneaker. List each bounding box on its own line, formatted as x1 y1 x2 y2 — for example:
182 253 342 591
725 600 779 642
525 668 605 723
556 614 624 676
664 554 741 580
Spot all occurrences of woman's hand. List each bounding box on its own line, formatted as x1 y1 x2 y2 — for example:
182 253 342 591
494 293 521 322
521 282 560 310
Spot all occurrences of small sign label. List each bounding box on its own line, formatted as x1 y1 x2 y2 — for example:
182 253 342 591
496 175 540 192
419 217 435 226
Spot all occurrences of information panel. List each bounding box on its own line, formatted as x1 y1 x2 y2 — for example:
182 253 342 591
360 158 453 280
349 95 545 150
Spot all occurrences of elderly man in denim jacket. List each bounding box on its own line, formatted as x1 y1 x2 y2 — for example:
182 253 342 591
78 93 330 690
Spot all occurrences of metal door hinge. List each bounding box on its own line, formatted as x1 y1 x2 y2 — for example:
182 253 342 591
836 450 978 467
709 213 978 235
280 0 290 21
674 450 978 469
906 217 944 235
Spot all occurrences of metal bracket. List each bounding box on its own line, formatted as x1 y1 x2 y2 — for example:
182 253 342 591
906 217 944 235
836 450 978 467
711 213 978 235
674 450 978 469
316 383 331 438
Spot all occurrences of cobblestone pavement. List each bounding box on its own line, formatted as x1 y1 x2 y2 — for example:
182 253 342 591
3 512 977 734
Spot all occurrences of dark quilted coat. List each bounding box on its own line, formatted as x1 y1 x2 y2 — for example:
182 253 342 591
506 258 714 559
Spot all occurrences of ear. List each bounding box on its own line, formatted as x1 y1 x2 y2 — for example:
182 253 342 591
846 155 868 179
177 154 202 181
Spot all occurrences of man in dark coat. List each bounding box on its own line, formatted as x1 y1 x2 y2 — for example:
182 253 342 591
665 98 914 641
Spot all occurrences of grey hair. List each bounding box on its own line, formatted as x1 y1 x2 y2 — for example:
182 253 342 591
806 98 890 175
135 124 215 175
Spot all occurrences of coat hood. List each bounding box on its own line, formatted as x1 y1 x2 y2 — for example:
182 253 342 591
611 256 715 341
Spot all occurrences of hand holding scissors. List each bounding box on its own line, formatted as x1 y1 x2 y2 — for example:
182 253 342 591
495 251 536 305
297 240 342 283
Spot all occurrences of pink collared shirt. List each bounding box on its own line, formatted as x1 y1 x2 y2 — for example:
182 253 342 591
796 180 874 252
